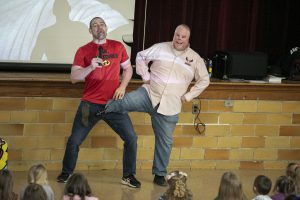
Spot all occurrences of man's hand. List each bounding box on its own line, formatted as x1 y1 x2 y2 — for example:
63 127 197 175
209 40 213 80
181 96 187 103
91 57 103 70
113 86 126 100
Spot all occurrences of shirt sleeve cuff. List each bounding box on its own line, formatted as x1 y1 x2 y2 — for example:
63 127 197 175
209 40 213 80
121 59 131 69
183 93 193 102
141 73 150 82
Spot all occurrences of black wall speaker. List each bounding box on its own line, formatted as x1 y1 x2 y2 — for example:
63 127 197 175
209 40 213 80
212 51 268 80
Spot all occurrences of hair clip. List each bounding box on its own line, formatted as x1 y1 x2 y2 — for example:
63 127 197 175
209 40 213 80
166 171 188 180
179 171 188 177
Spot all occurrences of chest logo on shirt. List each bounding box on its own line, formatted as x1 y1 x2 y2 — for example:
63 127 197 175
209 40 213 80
99 48 117 67
185 57 193 66
103 60 110 66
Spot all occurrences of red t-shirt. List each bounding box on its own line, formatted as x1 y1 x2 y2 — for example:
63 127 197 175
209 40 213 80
73 40 129 104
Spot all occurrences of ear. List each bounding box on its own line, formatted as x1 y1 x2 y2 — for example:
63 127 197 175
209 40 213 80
253 186 257 192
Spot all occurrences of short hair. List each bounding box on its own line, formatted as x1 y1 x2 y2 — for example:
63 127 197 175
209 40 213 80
89 17 106 29
177 24 191 33
253 175 272 195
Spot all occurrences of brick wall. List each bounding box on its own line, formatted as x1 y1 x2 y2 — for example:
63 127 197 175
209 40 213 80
1 97 300 171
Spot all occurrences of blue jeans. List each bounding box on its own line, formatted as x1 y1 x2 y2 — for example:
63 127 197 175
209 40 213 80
62 101 137 177
106 87 178 176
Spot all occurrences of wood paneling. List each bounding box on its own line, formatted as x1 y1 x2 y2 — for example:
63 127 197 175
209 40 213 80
1 72 300 100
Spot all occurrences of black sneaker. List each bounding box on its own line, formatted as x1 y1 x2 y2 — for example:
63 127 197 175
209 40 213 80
57 172 71 183
121 174 141 188
153 175 167 186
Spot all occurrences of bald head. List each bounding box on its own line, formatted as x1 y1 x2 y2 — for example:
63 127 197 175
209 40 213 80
175 24 191 35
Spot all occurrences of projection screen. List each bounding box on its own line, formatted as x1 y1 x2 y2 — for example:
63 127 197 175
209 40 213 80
0 0 134 71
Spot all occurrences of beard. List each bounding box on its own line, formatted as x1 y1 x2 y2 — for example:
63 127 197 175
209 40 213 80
94 31 106 40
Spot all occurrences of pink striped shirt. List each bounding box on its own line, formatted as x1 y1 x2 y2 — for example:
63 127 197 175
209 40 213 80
136 42 210 115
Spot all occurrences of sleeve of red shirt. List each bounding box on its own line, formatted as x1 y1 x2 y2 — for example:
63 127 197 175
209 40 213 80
72 47 86 68
120 43 129 63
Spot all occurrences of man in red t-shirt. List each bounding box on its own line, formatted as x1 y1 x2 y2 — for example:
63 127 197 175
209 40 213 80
57 17 140 188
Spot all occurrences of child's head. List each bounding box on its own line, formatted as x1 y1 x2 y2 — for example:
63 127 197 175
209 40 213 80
64 172 92 199
22 183 47 200
0 169 17 200
0 138 8 170
253 175 272 195
217 171 245 200
164 170 192 200
295 165 300 195
286 163 298 179
27 164 48 185
273 175 295 196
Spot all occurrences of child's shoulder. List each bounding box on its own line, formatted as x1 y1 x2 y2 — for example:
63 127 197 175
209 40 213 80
86 196 99 200
252 194 272 200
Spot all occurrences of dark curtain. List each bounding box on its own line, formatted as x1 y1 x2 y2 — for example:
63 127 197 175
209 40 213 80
265 0 300 64
131 0 300 65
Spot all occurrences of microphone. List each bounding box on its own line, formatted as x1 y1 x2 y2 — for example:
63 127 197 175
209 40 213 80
98 46 104 58
98 46 104 66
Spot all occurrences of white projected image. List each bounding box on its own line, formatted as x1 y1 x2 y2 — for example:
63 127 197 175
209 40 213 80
0 0 134 64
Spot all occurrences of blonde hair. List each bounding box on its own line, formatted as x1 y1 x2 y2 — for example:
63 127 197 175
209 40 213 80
27 164 48 185
163 170 192 200
217 171 247 200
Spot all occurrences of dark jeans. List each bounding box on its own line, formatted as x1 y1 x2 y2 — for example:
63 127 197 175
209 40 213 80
62 101 137 177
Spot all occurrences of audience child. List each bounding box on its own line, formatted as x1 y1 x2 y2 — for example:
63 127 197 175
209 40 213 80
158 170 192 200
0 169 18 200
271 176 295 200
0 138 8 170
252 175 272 200
286 163 298 179
295 165 300 196
22 183 47 200
63 172 99 200
20 164 54 200
214 171 247 200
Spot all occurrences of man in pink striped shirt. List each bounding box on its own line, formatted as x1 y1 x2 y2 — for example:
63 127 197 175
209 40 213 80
106 24 210 186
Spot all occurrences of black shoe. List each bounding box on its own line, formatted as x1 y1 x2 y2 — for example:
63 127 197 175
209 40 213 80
153 175 167 186
57 172 71 183
121 174 141 188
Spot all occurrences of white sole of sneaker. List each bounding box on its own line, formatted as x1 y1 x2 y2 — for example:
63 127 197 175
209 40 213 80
121 179 139 188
